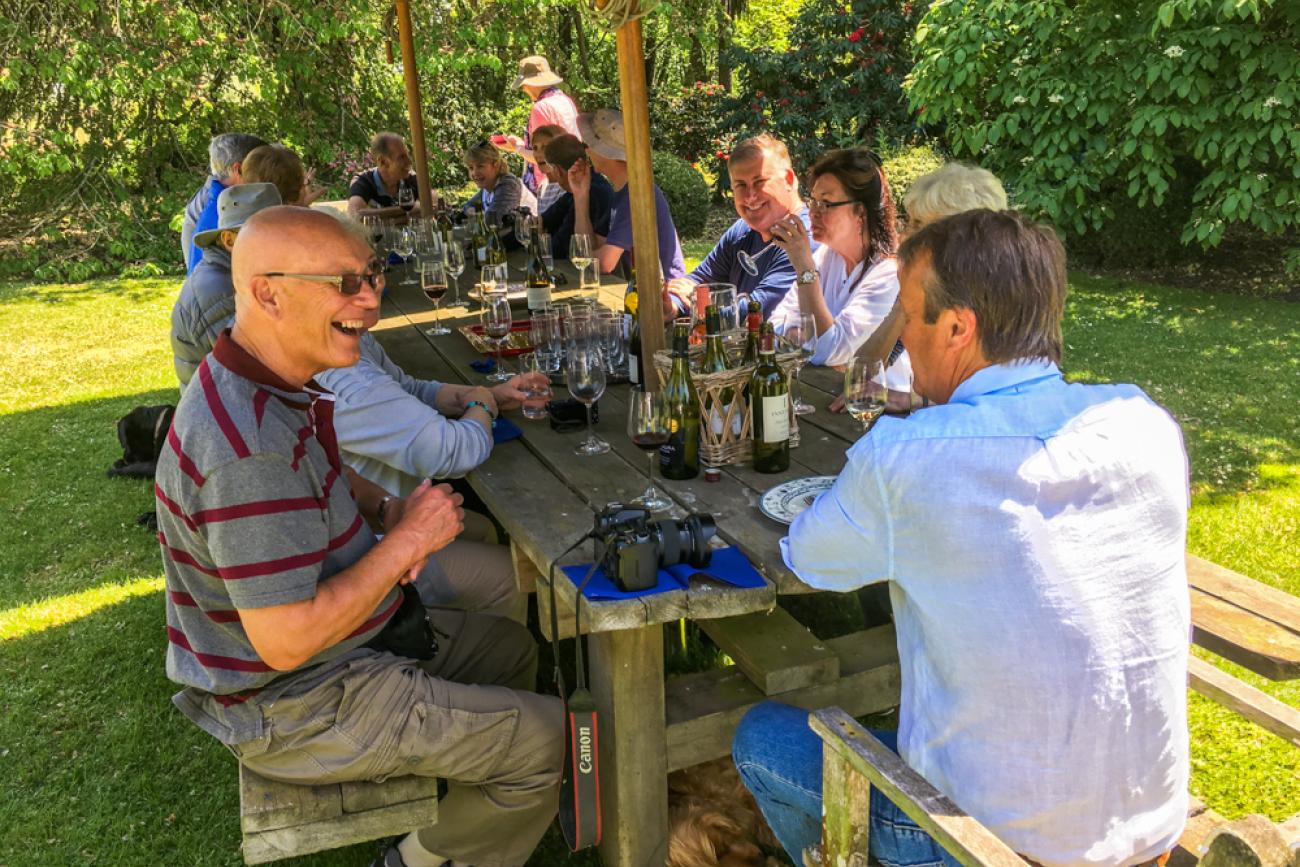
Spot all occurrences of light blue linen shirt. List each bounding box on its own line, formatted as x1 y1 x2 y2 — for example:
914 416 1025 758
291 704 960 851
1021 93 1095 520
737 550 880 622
782 360 1191 867
316 334 493 496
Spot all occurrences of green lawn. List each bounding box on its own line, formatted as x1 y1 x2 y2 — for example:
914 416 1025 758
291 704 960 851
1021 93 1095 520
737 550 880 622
0 271 1296 864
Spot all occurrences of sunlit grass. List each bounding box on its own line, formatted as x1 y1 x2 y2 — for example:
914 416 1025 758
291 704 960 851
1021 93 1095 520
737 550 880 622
0 576 164 640
0 271 1295 865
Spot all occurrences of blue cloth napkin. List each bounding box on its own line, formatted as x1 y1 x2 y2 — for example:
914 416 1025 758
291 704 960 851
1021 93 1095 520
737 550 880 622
561 545 766 601
493 416 523 444
469 358 497 374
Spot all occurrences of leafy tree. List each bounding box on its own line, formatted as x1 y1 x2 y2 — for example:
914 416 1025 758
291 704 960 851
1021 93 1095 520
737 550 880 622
907 0 1299 268
721 0 929 176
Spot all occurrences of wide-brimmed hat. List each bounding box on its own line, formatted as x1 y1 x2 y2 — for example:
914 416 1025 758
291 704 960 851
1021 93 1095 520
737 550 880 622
576 109 626 162
194 183 282 248
512 55 563 89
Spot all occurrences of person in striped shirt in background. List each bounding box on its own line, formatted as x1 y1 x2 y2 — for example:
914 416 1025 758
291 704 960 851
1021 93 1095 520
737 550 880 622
155 206 563 867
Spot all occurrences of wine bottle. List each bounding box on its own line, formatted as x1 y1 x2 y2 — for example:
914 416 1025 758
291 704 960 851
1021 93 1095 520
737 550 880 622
436 206 455 250
525 230 552 311
750 323 790 473
660 322 701 480
624 269 643 386
701 304 733 437
485 214 506 266
469 208 487 269
741 300 762 365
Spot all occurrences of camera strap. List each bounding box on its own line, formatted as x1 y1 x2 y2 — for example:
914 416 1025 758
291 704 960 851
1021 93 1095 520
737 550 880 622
547 533 609 853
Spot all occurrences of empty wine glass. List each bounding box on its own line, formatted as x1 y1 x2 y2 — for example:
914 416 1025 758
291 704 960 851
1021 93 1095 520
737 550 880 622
627 388 672 510
420 259 451 336
394 225 417 285
843 358 888 433
737 240 779 276
784 312 818 415
444 242 465 304
566 347 609 455
483 291 514 383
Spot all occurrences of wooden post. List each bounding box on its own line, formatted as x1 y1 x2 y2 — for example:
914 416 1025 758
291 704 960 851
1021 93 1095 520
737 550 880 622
615 16 665 389
394 0 434 215
590 626 669 867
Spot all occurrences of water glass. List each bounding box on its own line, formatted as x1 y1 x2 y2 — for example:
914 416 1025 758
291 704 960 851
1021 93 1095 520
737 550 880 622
519 352 553 421
530 311 561 373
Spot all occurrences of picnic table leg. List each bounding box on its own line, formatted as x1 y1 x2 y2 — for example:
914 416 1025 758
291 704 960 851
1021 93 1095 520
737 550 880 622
589 624 668 867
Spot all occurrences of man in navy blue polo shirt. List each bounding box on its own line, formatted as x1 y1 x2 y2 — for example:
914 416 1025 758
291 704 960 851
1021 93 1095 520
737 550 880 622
668 133 812 318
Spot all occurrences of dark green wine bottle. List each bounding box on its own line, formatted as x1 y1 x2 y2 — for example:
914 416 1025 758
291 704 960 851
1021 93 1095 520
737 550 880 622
470 208 487 269
741 300 762 365
660 322 701 480
525 231 551 311
750 323 790 473
624 269 643 386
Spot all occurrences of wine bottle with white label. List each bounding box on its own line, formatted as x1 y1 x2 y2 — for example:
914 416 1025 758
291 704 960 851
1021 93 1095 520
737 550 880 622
525 230 552 311
750 323 790 473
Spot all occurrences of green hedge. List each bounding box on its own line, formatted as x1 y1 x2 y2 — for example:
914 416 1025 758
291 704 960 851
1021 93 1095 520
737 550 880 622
653 151 712 240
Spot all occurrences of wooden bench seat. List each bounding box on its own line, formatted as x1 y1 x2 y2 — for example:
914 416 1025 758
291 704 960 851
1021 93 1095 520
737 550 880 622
239 764 438 864
1187 554 1300 682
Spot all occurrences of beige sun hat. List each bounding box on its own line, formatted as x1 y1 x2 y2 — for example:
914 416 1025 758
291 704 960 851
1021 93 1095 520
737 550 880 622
576 109 626 162
193 183 282 248
512 55 564 89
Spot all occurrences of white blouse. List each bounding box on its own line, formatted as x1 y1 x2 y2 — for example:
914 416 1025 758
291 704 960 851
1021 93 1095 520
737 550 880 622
769 247 912 390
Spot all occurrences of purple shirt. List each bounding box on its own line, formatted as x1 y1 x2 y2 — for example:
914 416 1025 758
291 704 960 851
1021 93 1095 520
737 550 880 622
606 183 686 281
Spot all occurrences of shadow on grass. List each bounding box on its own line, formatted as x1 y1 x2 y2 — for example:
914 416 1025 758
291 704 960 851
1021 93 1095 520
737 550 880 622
0 388 178 612
0 276 180 307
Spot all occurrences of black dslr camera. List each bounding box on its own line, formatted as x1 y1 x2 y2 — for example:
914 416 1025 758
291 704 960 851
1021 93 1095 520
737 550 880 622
594 504 718 592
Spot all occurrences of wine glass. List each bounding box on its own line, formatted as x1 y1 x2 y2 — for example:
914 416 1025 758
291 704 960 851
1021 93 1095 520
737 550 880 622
737 240 779 276
514 211 532 247
843 358 888 433
530 310 561 373
537 231 554 273
570 233 598 300
483 291 514 383
627 388 672 510
397 184 416 213
566 347 609 455
519 352 553 421
394 225 417 285
444 242 465 304
420 259 451 336
784 312 818 415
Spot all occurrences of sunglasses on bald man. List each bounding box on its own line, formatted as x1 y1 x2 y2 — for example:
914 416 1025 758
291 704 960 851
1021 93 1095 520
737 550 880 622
260 259 386 295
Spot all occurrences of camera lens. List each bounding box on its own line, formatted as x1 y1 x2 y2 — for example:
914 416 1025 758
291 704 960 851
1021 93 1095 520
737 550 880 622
649 514 717 570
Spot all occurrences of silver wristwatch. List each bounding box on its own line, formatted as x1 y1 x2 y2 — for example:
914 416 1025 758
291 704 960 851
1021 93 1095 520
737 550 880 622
798 269 817 285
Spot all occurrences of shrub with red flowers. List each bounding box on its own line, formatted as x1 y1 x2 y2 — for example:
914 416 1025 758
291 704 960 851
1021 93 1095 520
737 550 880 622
650 81 732 166
718 0 929 179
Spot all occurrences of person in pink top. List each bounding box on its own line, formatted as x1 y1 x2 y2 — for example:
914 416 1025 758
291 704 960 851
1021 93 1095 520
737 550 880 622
494 55 581 200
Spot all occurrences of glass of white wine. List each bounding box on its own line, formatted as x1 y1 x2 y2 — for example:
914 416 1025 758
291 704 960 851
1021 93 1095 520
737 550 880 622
843 358 888 433
570 234 598 301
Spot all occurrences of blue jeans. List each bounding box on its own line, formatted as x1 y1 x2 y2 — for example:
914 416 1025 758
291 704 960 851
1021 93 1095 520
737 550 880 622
732 701 959 867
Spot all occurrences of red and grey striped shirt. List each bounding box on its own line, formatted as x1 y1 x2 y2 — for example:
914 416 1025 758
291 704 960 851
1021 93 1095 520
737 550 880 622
156 331 399 743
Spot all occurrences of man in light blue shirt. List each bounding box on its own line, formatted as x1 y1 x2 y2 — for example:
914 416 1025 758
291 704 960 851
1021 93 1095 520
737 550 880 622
733 210 1191 867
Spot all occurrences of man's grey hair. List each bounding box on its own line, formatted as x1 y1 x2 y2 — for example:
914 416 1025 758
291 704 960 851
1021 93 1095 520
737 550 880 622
209 133 268 181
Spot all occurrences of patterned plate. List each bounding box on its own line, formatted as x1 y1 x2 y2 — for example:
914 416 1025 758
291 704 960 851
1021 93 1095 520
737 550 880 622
758 476 837 525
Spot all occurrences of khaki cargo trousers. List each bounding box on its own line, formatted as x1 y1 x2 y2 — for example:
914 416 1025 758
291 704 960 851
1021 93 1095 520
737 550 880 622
233 607 563 867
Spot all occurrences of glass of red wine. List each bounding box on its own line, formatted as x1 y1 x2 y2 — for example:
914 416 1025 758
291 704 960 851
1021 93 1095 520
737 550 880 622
627 387 672 510
420 260 451 336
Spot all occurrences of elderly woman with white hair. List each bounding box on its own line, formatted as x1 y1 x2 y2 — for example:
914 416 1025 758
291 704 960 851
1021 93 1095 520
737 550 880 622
830 161 1009 410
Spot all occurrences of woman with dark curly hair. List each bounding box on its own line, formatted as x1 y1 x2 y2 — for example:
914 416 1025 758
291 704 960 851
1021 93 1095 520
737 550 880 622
767 148 909 387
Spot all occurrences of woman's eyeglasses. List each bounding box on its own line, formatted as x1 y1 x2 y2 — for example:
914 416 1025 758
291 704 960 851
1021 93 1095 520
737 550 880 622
260 260 385 296
807 196 856 214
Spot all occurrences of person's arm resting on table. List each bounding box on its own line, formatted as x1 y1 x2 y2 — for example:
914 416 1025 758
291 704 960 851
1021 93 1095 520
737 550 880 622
781 436 892 591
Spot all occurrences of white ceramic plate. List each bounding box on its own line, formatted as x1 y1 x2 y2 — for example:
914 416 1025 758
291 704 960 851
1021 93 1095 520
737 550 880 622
759 476 837 525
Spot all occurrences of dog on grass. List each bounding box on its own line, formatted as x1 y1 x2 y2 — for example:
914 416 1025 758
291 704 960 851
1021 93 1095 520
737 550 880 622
668 758 786 867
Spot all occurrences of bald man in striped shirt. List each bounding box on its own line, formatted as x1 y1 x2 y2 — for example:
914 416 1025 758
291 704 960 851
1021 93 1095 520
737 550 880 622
155 206 562 867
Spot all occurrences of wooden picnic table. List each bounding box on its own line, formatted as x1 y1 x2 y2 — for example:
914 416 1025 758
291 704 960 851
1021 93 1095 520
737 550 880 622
369 254 1300 865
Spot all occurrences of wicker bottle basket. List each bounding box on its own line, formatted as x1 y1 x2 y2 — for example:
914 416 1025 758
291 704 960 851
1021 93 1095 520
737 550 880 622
652 347 801 467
